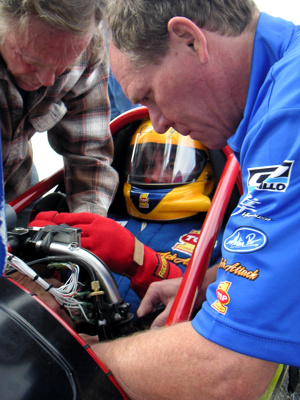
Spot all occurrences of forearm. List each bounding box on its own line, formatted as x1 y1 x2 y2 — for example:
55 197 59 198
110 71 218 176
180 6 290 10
64 159 119 215
90 321 277 400
47 57 118 215
194 263 219 309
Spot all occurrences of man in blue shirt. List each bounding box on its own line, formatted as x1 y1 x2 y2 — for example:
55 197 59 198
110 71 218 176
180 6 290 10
84 0 300 398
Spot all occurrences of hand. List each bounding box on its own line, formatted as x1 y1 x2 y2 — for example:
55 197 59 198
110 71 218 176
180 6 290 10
137 277 183 328
28 210 58 227
79 333 99 345
29 212 183 298
137 264 219 328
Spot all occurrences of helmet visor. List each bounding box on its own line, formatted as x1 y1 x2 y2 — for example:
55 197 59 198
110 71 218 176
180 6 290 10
126 141 208 186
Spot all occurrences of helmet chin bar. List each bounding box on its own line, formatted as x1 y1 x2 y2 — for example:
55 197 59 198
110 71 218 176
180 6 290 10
6 224 134 341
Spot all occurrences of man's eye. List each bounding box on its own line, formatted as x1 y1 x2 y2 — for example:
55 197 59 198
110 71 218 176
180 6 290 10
18 54 35 68
15 52 25 62
142 95 150 103
23 59 32 66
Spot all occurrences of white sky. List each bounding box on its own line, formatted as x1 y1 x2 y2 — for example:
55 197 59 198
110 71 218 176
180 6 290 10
32 0 300 180
255 0 300 23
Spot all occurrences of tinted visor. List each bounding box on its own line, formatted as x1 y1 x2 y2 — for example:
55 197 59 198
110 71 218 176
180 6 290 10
126 142 208 186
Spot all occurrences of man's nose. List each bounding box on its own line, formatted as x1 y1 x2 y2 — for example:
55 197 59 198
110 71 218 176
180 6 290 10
149 109 172 134
35 68 56 87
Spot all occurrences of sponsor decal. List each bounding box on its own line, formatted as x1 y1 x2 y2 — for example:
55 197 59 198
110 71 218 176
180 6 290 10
172 229 201 256
139 193 149 209
153 254 170 279
219 258 259 281
224 227 268 253
232 161 294 221
232 193 272 220
158 251 190 268
247 161 294 193
211 281 231 315
158 230 219 269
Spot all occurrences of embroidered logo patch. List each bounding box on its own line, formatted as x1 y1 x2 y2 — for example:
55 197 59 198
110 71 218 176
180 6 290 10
211 281 232 315
219 258 259 281
153 254 170 279
224 227 268 253
172 229 201 256
247 160 294 193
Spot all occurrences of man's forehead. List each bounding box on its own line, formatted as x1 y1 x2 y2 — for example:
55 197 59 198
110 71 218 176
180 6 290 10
12 18 93 66
109 44 149 100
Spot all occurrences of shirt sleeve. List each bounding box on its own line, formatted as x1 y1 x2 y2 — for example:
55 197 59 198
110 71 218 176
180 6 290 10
192 108 300 368
47 52 119 216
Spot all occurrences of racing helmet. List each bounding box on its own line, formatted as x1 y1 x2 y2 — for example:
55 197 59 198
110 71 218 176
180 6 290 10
123 118 215 221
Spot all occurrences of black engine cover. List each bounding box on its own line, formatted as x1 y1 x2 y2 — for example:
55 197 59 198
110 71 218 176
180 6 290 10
0 277 125 400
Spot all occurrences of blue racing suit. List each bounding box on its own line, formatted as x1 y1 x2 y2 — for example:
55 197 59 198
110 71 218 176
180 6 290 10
110 213 224 314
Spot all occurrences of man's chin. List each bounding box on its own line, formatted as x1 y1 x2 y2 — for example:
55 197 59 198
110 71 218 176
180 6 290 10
189 131 226 150
15 79 41 92
189 130 203 142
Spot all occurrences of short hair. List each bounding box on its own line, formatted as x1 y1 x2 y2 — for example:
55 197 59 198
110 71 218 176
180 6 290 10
0 0 105 59
104 0 257 66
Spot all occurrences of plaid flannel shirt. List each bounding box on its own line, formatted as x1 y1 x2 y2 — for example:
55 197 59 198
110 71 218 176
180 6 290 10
0 45 119 216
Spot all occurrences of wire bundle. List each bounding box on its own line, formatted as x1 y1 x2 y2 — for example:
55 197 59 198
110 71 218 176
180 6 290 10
7 253 94 323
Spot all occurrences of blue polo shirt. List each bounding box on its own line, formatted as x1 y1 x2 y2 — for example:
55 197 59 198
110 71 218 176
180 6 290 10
192 13 300 367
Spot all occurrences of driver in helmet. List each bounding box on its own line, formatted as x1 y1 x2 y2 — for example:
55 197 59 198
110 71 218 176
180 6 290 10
108 118 224 314
123 119 214 220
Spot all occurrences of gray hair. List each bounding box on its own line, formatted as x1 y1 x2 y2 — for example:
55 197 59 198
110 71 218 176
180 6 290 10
104 0 257 66
0 0 104 36
0 0 106 59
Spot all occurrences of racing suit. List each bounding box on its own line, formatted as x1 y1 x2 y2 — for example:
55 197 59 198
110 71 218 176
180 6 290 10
110 213 224 314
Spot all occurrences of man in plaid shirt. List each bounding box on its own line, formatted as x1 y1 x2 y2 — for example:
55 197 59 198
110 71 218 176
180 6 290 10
0 0 118 216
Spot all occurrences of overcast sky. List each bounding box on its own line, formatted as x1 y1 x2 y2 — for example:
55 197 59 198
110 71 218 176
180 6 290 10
32 0 300 181
256 0 300 23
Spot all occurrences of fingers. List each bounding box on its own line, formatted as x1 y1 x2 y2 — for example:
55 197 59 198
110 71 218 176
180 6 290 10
28 220 57 227
150 302 174 328
34 211 58 220
137 284 162 317
79 333 99 345
137 277 183 319
54 212 97 225
28 211 58 227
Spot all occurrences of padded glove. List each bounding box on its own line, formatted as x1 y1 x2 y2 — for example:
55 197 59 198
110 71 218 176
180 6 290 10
29 212 183 298
28 211 58 227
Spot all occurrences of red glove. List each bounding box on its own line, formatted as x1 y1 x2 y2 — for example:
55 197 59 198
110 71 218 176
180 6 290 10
28 212 183 298
28 211 58 227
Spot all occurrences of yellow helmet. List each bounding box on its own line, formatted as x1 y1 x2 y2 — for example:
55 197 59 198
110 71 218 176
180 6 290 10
123 118 215 221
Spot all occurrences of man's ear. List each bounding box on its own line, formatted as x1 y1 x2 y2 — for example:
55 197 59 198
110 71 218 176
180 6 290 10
167 17 209 64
